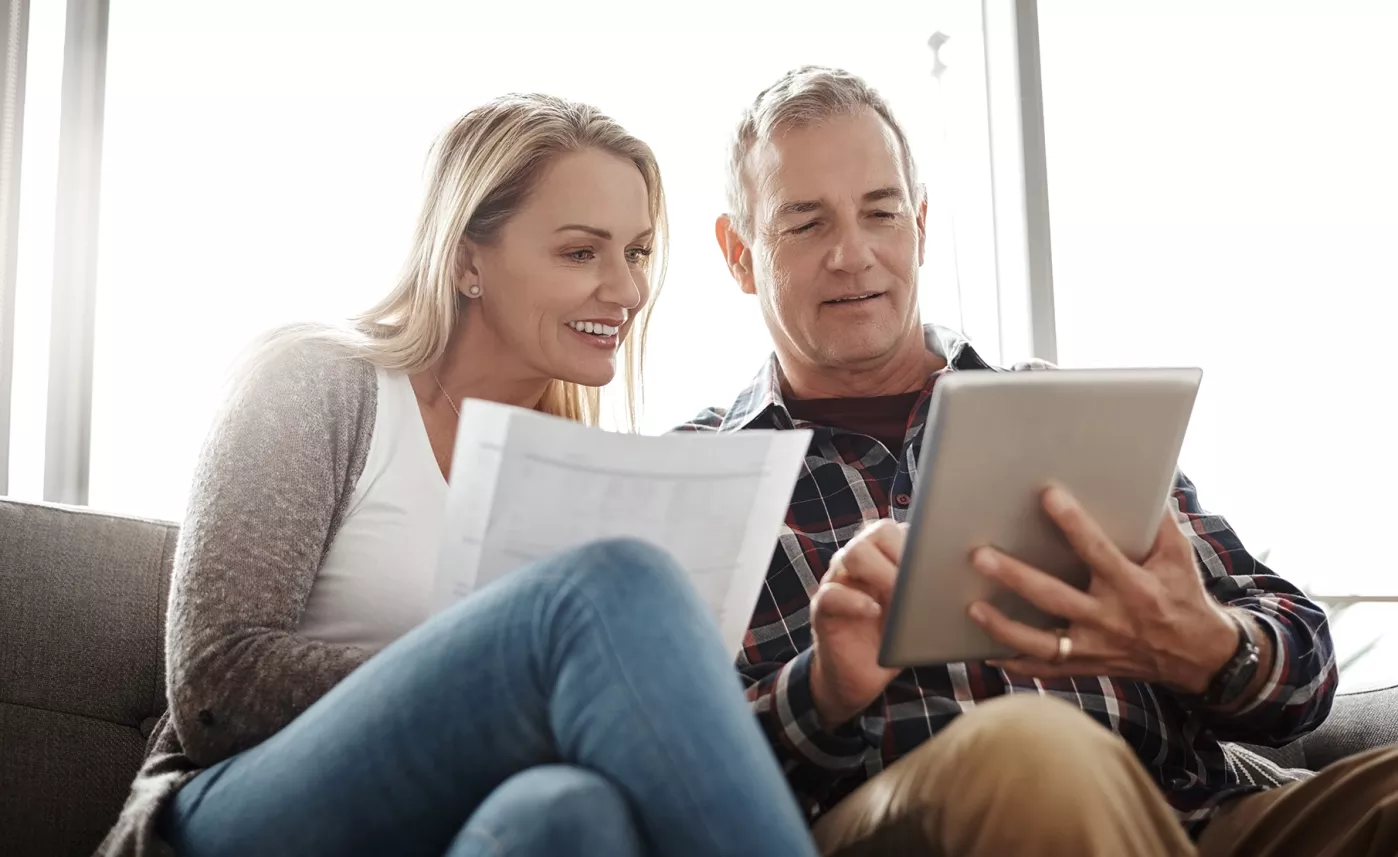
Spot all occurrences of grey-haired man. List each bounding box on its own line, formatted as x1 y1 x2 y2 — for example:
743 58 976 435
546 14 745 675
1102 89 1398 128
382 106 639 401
679 65 1398 856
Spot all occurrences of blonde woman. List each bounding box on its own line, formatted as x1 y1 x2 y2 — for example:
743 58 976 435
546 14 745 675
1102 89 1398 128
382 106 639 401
97 95 818 857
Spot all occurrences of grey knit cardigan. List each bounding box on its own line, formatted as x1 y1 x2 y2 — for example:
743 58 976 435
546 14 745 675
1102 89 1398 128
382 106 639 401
96 339 379 857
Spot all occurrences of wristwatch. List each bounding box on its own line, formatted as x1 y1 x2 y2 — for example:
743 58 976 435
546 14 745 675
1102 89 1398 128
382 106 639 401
1196 612 1263 708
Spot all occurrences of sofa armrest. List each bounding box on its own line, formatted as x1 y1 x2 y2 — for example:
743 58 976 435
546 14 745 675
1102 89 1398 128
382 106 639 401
1296 683 1398 769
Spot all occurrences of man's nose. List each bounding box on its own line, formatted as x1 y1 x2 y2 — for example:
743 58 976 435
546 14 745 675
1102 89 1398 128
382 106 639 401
826 225 876 274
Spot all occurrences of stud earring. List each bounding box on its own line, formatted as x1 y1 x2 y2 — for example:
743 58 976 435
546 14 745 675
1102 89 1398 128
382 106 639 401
466 284 482 298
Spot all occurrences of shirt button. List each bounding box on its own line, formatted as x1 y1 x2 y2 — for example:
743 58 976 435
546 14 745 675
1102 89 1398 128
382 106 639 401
895 493 912 507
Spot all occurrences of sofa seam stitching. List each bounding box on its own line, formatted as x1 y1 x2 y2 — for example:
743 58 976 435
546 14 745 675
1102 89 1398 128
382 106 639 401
0 697 145 731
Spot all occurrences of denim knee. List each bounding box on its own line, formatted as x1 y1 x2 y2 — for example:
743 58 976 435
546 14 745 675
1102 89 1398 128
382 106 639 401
549 537 696 611
428 536 709 674
450 765 642 857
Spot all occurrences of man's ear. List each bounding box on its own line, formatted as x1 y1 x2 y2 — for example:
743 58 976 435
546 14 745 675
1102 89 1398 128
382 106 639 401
914 186 929 268
715 214 757 296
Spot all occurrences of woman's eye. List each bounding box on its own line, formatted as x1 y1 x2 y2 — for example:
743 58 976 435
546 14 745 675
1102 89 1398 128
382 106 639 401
568 249 596 262
626 247 653 264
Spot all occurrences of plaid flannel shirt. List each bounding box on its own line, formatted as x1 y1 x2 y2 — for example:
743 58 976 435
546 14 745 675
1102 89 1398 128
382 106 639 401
676 324 1337 836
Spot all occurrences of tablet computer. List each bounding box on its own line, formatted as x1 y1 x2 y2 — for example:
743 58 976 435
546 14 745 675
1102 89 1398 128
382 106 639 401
878 367 1202 667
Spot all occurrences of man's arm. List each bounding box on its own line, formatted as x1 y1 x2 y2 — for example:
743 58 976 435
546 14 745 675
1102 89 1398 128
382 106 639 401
734 521 912 814
739 650 876 812
1168 473 1338 745
674 411 896 811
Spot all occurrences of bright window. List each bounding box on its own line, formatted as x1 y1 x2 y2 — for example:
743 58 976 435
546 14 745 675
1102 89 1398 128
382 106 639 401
1038 1 1398 688
88 0 983 522
6 0 67 503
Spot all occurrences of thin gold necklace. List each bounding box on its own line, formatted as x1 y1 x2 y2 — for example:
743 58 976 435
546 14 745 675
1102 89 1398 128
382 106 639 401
430 370 460 417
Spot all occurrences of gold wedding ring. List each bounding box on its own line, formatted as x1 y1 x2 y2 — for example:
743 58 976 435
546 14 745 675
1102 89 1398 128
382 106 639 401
1052 628 1074 664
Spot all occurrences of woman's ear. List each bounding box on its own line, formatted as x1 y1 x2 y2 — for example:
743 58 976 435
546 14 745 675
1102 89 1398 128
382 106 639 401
715 214 757 296
456 241 483 299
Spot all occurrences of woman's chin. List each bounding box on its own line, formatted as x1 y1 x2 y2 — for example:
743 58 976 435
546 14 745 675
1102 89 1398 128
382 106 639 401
553 364 616 389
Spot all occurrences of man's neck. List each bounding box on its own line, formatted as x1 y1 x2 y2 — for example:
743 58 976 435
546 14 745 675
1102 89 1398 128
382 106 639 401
779 332 946 401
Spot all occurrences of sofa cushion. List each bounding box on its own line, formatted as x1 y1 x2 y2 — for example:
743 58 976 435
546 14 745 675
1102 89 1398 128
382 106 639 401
0 499 175 728
0 702 148 857
1 499 178 857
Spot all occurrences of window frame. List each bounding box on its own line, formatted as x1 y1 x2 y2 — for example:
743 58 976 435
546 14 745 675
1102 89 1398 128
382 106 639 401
0 0 31 495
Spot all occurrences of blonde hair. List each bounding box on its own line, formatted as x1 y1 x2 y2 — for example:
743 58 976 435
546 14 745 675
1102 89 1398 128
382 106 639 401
725 66 918 242
245 94 667 429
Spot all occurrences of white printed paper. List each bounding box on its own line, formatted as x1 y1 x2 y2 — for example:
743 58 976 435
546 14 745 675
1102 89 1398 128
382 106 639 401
432 399 812 655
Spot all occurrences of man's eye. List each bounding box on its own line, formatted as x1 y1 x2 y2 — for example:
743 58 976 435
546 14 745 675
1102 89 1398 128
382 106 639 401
790 221 819 234
871 211 898 220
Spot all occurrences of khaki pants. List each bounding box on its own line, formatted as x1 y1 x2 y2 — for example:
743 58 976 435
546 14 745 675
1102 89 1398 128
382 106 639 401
813 695 1398 857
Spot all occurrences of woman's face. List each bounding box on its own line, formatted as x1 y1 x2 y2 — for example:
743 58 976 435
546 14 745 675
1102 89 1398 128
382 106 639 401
465 147 655 389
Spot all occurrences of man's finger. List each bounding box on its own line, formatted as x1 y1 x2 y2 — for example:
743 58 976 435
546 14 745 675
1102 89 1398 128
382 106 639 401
858 518 906 564
972 547 1099 623
1042 485 1135 583
966 601 1059 662
1153 504 1198 565
812 581 882 621
834 542 899 604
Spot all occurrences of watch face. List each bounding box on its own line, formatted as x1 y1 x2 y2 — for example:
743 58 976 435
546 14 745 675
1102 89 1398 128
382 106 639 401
1207 617 1262 707
1220 648 1261 705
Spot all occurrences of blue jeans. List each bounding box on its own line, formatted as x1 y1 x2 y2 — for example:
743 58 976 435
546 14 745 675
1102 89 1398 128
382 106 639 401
159 539 818 857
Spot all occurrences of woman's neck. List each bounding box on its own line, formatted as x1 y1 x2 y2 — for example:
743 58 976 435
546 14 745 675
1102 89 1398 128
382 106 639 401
422 312 551 413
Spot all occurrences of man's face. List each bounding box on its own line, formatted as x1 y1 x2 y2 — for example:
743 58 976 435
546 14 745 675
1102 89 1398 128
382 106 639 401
730 108 926 373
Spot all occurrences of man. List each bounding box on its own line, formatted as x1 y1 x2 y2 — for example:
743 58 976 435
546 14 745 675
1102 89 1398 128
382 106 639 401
680 65 1398 856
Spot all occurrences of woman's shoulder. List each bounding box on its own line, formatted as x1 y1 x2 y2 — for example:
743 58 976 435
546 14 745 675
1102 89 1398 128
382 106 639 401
229 323 380 411
240 322 375 376
197 324 382 509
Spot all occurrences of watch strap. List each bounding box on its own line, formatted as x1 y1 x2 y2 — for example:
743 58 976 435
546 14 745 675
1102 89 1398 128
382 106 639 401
1199 612 1262 708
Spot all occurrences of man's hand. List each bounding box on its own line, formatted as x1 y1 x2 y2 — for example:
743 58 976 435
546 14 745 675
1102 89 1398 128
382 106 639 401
967 485 1246 694
809 519 904 729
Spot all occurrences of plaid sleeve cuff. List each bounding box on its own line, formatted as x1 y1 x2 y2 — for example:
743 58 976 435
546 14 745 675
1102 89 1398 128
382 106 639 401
1183 606 1337 745
756 648 872 771
1235 611 1290 716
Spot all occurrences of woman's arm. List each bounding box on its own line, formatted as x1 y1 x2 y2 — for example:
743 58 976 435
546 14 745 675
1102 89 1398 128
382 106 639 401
165 338 377 766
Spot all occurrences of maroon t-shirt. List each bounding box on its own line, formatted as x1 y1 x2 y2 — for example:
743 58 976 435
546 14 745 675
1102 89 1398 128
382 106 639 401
784 391 922 454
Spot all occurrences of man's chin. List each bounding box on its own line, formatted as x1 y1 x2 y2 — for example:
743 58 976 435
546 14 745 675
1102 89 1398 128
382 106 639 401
815 335 904 368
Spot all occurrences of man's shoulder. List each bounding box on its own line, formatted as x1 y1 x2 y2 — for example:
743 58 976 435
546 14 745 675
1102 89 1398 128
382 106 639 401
670 406 727 434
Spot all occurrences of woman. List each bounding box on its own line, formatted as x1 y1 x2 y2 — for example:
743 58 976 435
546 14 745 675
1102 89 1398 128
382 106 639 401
97 95 817 857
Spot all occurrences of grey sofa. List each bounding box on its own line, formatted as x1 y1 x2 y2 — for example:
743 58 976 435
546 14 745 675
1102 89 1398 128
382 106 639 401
3 497 1398 857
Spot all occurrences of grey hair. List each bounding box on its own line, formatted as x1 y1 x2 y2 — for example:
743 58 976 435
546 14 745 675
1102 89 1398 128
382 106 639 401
725 65 920 241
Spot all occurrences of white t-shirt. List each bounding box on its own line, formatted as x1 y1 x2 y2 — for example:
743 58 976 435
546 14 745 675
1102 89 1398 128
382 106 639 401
298 369 448 652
